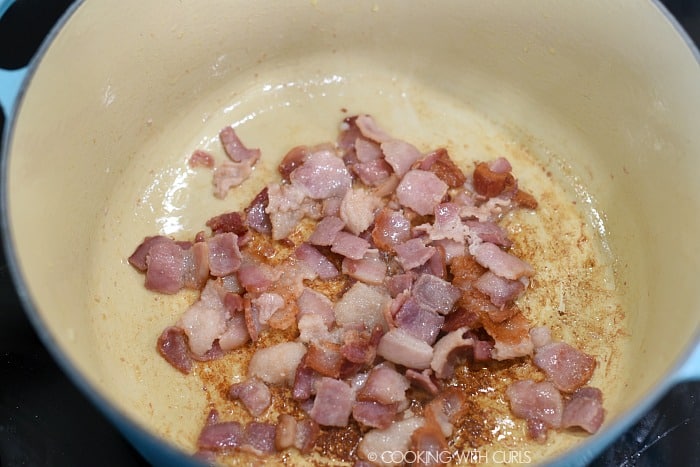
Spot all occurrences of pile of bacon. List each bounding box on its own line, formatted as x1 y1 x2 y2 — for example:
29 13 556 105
129 114 605 464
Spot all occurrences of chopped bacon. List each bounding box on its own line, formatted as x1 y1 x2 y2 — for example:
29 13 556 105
358 417 424 463
245 188 272 235
228 377 272 417
189 149 215 168
412 273 461 315
381 139 423 177
128 236 171 271
292 364 319 401
377 328 434 370
278 145 309 179
331 231 371 260
417 202 468 243
406 369 439 396
178 280 227 356
472 242 534 280
410 415 449 467
479 311 533 360
394 238 435 270
308 216 345 246
506 380 564 442
237 261 280 293
182 241 210 290
143 238 188 294
529 326 552 349
340 187 381 235
357 364 410 405
449 255 487 291
219 308 250 351
472 159 517 198
371 208 411 252
385 272 414 298
341 326 383 365
465 220 512 248
219 126 261 163
352 401 398 429
197 421 244 452
294 418 320 454
334 282 390 331
275 414 297 450
297 288 335 328
419 147 466 188
342 250 387 285
442 306 481 333
533 342 596 392
265 182 315 240
247 341 306 386
308 377 354 427
206 232 242 277
206 212 247 236
394 296 444 345
512 189 538 209
294 243 339 279
289 150 352 199
304 341 344 378
561 387 605 433
431 327 474 379
353 159 393 186
156 326 193 374
355 114 393 144
240 422 276 455
355 137 383 162
213 160 256 199
396 170 448 216
474 271 525 307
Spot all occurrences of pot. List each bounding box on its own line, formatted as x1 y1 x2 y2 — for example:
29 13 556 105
2 0 700 465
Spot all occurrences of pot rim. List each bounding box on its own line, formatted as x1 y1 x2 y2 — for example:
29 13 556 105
1 1 698 465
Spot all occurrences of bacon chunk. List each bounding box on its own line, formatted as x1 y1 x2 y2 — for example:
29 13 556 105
479 311 533 360
156 326 193 374
331 232 371 260
206 233 242 277
241 422 276 455
308 216 345 246
245 188 272 235
506 380 563 442
472 242 534 280
394 238 435 271
278 145 309 179
334 282 390 331
533 342 596 392
355 114 393 143
352 401 398 429
308 377 354 427
357 364 410 405
371 208 411 252
290 150 352 199
474 271 525 307
213 160 256 199
248 342 306 386
396 170 448 216
353 159 393 186
228 377 272 417
394 297 444 345
419 147 466 188
561 387 605 433
219 126 261 163
412 273 461 315
206 212 247 236
294 243 339 280
377 328 434 370
381 139 423 177
430 327 474 379
178 280 227 356
358 417 424 463
472 159 517 198
275 414 297 450
340 187 381 235
189 149 215 169
342 250 387 285
197 421 244 452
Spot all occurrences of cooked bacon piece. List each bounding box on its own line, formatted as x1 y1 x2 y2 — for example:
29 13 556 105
244 187 272 235
248 341 306 386
294 243 339 279
396 170 449 216
373 173 401 198
394 297 444 345
340 187 381 235
334 282 390 331
472 159 517 198
294 418 320 454
355 137 383 162
297 288 335 328
377 328 434 370
512 189 538 209
338 116 362 153
308 216 345 246
431 239 465 265
357 417 424 463
472 242 534 280
342 250 387 285
143 238 188 294
431 327 474 379
385 272 413 297
251 292 284 326
197 421 244 452
341 326 383 365
219 307 250 350
465 220 512 248
470 334 494 362
410 415 449 467
506 380 564 442
442 306 480 333
156 326 193 374
275 414 297 450
412 273 461 315
308 377 354 427
182 241 210 290
304 341 344 378
289 150 352 199
331 231 371 260
406 369 439 396
450 255 487 291
394 238 436 270
237 261 280 294
265 182 314 240
357 364 410 405
352 401 398 429
353 159 393 186
420 243 447 279
355 114 393 144
178 280 227 356
129 236 172 271
474 271 525 307
240 422 276 455
561 387 605 433
292 364 319 401
206 232 242 277
381 139 423 177
218 126 260 163
189 149 215 169
533 342 596 392
529 326 552 349
206 212 247 236
213 160 256 199
228 377 272 417
419 148 466 188
417 203 468 243
279 145 309 179
371 208 411 252
479 311 533 360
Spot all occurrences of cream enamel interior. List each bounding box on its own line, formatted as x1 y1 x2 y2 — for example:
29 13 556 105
6 0 700 465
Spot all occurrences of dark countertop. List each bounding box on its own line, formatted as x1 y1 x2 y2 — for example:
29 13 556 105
1 1 698 465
